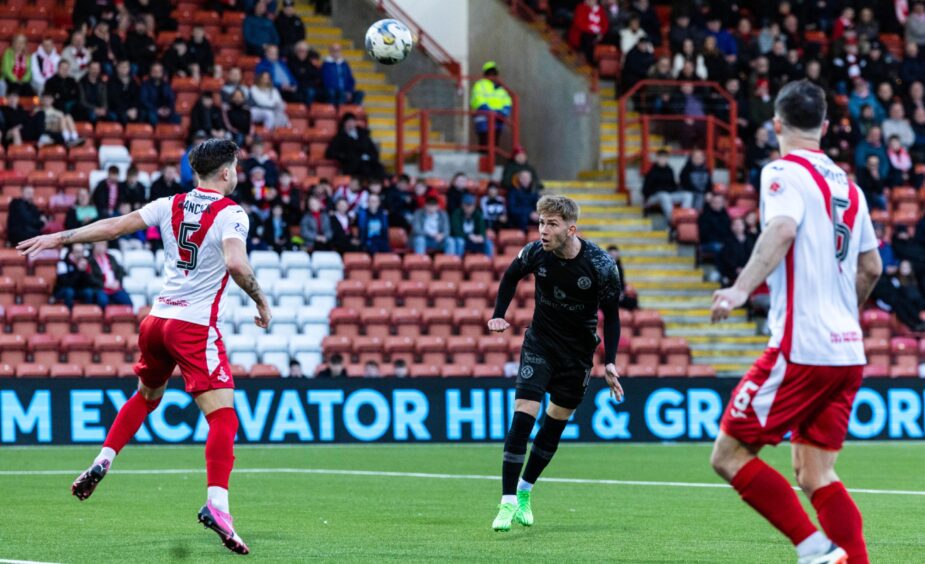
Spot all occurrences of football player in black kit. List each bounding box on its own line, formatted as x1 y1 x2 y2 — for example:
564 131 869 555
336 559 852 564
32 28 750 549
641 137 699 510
487 195 624 532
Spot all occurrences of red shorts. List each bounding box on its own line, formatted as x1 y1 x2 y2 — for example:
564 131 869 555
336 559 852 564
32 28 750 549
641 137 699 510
720 348 862 451
133 315 234 394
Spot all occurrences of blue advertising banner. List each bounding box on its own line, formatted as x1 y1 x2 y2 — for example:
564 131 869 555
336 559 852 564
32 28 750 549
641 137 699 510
1 378 923 445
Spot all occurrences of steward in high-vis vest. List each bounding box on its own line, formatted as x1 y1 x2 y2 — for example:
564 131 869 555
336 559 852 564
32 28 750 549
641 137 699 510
470 61 512 148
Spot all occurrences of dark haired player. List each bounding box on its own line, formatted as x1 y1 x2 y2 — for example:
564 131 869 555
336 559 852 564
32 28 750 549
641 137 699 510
487 194 623 532
18 139 272 555
710 80 882 564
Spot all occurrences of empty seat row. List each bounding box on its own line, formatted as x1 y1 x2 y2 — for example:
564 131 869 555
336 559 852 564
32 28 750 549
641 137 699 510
0 333 135 365
1 305 139 337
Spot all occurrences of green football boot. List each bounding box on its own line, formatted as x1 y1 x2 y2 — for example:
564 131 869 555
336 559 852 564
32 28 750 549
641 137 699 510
492 502 517 532
515 490 534 526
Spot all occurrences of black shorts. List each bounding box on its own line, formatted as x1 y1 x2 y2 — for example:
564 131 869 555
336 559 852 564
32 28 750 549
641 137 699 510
515 328 595 410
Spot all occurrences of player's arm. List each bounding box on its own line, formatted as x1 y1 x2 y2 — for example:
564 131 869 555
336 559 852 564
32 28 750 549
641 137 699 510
856 249 882 305
16 212 148 256
222 237 272 328
598 260 624 401
487 245 533 332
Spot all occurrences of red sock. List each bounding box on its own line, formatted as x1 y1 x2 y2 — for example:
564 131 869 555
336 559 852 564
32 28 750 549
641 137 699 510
812 482 868 564
730 458 818 546
102 393 161 453
205 408 238 489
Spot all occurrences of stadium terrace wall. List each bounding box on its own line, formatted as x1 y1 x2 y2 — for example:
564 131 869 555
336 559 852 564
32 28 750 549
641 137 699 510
2 378 924 445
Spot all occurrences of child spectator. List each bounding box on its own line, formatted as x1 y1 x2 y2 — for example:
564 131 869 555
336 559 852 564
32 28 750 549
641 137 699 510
481 181 508 230
357 193 391 254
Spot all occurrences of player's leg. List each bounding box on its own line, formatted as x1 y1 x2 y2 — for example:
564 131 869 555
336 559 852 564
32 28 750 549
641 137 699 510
514 401 574 527
493 397 540 532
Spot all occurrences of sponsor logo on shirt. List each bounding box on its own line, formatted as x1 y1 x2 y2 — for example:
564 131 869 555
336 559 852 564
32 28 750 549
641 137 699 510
156 296 190 307
537 266 547 277
554 286 566 300
234 223 248 236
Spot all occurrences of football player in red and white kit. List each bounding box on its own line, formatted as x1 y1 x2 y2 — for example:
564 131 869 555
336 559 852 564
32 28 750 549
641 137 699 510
18 139 271 555
710 81 882 564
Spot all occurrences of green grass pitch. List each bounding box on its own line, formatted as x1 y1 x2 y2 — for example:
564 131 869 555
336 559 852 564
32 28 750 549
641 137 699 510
0 443 922 562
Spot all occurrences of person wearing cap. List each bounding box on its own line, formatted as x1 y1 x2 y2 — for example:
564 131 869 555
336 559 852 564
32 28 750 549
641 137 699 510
275 0 306 56
450 193 491 257
501 145 542 192
325 112 384 179
322 42 363 106
411 196 451 255
470 61 512 149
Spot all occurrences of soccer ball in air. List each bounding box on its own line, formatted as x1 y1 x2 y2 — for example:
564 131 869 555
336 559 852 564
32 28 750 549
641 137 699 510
365 19 413 65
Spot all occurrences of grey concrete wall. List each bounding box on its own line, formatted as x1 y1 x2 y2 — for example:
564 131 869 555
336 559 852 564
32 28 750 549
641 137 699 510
467 0 600 180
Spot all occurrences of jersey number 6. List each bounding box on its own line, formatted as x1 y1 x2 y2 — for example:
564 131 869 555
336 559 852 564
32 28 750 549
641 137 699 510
176 222 200 270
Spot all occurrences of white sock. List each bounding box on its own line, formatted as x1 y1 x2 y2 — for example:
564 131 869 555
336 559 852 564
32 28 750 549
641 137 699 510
94 447 116 466
517 478 533 491
208 486 230 514
796 532 831 557
500 494 517 505
64 130 75 142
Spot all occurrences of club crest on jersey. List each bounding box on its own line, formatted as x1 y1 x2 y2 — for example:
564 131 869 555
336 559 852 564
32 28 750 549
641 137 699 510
769 180 783 194
554 286 566 300
217 367 230 383
577 276 592 290
537 266 547 277
520 365 534 379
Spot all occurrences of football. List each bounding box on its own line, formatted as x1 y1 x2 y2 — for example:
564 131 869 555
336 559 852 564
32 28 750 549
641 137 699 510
365 18 414 65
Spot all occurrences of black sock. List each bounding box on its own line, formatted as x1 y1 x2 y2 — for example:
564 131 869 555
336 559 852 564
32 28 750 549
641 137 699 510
521 415 568 486
502 411 536 496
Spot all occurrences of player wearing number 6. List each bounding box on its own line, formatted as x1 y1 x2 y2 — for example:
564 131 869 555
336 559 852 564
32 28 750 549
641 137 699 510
709 81 882 564
17 139 271 555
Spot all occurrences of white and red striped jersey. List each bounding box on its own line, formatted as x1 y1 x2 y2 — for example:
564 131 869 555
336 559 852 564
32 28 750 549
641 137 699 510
138 188 249 328
760 148 878 366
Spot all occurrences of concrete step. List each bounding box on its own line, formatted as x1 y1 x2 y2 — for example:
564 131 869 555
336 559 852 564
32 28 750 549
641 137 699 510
577 230 666 240
578 170 616 181
625 270 702 282
612 243 679 256
629 256 694 265
570 194 629 204
545 180 615 189
633 280 718 291
582 211 646 220
661 311 748 324
581 204 642 214
579 217 652 228
667 323 756 337
686 335 767 346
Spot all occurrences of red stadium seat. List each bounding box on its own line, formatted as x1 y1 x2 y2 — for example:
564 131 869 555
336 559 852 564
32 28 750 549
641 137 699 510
329 307 360 337
409 363 441 378
660 337 690 367
18 276 49 307
249 364 281 378
464 254 494 283
368 280 397 308
384 336 415 364
458 281 490 309
95 335 128 366
397 281 428 310
626 364 658 377
39 304 71 336
686 365 717 377
50 363 84 378
416 336 446 366
321 335 352 356
428 281 459 309
373 253 402 282
864 338 890 367
478 335 510 366
62 334 94 365
448 336 478 365
423 308 453 338
630 337 661 365
441 364 473 377
472 364 504 377
353 336 384 364
402 254 433 282
0 248 28 279
0 334 25 365
72 305 104 334
453 308 485 337
390 307 422 338
7 304 37 335
105 305 138 338
16 363 49 378
891 337 918 367
434 255 464 283
336 280 367 309
861 309 892 339
28 334 59 366
360 307 391 338
656 365 687 378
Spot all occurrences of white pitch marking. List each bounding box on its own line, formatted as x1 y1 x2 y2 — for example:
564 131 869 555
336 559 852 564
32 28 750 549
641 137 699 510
0 559 63 564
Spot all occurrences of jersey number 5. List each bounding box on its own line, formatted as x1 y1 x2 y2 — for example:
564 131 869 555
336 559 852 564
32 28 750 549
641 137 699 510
176 222 200 270
831 196 850 262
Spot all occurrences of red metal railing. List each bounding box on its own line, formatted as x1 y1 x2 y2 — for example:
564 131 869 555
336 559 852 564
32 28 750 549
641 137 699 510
396 74 520 175
375 0 463 84
618 80 739 192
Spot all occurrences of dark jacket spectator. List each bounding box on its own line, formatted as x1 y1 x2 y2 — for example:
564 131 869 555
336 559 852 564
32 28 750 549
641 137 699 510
501 146 543 191
162 40 196 78
321 43 363 105
139 63 179 125
698 194 733 253
189 94 226 141
288 42 323 106
1 92 30 145
480 182 507 230
43 61 81 113
223 88 253 146
620 37 655 94
188 26 214 75
54 243 105 309
329 198 363 253
325 113 384 179
77 62 108 123
717 217 755 286
856 154 888 210
357 193 391 254
124 20 158 76
679 150 713 210
384 175 414 230
244 1 280 56
107 60 141 124
92 166 124 218
642 157 678 201
254 45 299 101
243 140 280 188
122 168 146 210
7 186 45 245
86 21 124 70
446 172 471 216
262 204 292 252
450 194 490 256
507 173 540 231
855 126 890 178
150 166 186 200
276 0 306 54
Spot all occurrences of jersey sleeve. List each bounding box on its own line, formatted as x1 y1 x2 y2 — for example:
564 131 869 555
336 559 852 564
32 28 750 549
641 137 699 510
219 206 250 242
760 162 805 227
512 241 543 276
594 252 622 307
138 197 171 227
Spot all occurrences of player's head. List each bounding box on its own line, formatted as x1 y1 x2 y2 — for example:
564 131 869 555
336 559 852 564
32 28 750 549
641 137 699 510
536 195 580 252
772 79 828 141
189 138 239 195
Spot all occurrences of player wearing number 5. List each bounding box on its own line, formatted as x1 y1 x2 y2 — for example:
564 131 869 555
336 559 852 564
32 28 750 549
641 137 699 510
17 139 271 555
710 81 882 564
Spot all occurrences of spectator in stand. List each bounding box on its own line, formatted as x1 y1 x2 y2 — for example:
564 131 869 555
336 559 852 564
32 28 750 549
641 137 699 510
507 170 540 231
0 91 28 145
2 34 33 96
832 6 856 41
848 78 885 123
250 71 289 131
30 37 60 95
855 125 890 177
701 34 729 84
276 0 306 56
855 103 879 141
255 44 299 102
76 61 108 123
410 178 441 211
446 172 471 215
450 193 491 256
748 79 774 130
393 359 409 378
140 62 179 125
384 174 413 229
162 39 196 79
620 36 654 94
855 7 879 41
300 194 333 251
698 192 732 258
669 82 707 148
124 19 157 77
87 21 124 77
243 138 280 188
745 127 772 186
857 154 888 210
189 92 227 142
244 0 280 56
150 164 185 199
891 260 925 331
568 0 608 65
65 189 100 229
44 60 80 114
89 242 133 307
262 204 292 252
481 181 507 230
36 93 83 148
357 193 390 254
321 42 363 105
288 41 323 106
240 166 273 206
122 166 146 210
717 217 755 287
907 1 925 46
862 42 896 89
330 197 364 253
606 244 638 310
180 131 207 188
92 165 124 218
883 102 915 148
223 87 253 146
643 149 692 219
412 196 451 255
679 148 712 211
363 361 382 378
470 61 511 148
631 0 660 46
62 30 92 81
912 106 925 162
673 38 707 80
7 186 46 246
668 12 701 54
501 145 542 191
288 360 304 378
316 353 347 378
901 44 925 88
187 25 214 76
887 134 914 186
276 170 302 223
221 66 245 103
54 243 106 309
619 15 647 56
705 13 736 58
332 177 368 215
107 60 141 124
325 112 384 179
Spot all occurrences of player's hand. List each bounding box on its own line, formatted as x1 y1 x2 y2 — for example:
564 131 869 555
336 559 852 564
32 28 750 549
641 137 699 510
16 233 63 257
255 301 272 329
604 363 624 402
710 287 749 323
487 318 510 332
